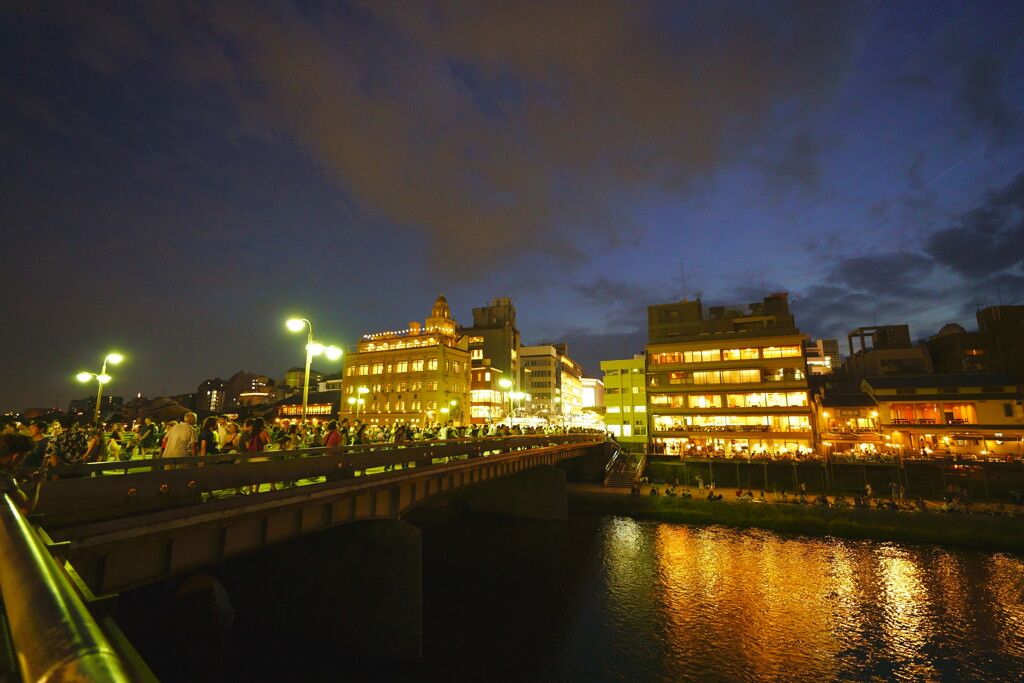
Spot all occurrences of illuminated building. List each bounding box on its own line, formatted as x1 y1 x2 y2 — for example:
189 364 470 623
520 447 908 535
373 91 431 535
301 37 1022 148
862 374 1024 459
284 366 324 391
469 362 504 423
813 390 881 458
806 338 840 375
196 378 225 413
223 371 275 407
520 344 585 424
343 295 471 426
461 297 521 381
601 356 647 451
275 390 341 422
646 294 812 457
581 377 604 409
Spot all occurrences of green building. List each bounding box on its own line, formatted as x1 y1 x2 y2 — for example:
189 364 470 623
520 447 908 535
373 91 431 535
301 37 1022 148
600 356 647 452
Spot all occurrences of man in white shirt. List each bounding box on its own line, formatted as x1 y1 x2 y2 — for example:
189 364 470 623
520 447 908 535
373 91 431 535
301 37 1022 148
163 413 197 459
216 415 229 449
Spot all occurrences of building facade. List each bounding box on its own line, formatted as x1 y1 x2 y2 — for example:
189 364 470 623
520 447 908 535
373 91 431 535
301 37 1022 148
342 295 471 426
863 374 1024 459
646 294 813 457
462 297 521 385
600 356 647 451
520 343 585 424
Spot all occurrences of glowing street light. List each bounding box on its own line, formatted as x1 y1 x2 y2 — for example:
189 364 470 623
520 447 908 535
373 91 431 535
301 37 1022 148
498 378 512 419
76 352 124 424
347 396 365 420
346 386 369 420
286 318 342 423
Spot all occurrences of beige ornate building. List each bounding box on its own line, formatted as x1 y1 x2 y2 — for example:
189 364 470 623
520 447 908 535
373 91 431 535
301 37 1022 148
342 295 471 426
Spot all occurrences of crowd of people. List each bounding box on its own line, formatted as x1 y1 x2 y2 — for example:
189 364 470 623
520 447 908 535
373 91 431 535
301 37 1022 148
627 472 1024 516
1 416 602 468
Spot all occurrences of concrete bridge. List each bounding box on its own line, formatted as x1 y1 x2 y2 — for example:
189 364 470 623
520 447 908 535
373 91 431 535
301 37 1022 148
5 434 612 669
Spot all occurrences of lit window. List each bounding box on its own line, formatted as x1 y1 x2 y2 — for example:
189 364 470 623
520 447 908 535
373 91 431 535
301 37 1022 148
411 360 424 372
396 361 408 373
427 358 438 370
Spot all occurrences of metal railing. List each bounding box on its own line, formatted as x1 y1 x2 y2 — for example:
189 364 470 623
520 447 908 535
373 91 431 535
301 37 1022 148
0 493 152 682
23 434 608 528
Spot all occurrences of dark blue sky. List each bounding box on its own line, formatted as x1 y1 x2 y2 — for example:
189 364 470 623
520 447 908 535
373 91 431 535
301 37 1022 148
3 1 1024 412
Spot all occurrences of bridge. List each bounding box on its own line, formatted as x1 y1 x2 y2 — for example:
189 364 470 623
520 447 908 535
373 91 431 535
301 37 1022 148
1 434 611 677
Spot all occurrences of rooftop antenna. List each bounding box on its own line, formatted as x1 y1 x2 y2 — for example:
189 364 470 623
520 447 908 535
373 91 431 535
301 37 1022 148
996 282 1003 306
680 262 687 300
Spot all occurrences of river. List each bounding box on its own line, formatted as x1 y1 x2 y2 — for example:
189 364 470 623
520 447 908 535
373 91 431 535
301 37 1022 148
120 507 1024 682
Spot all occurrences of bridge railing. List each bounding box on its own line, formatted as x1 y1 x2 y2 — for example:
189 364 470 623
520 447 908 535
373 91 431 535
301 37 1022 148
0 493 153 682
20 434 606 528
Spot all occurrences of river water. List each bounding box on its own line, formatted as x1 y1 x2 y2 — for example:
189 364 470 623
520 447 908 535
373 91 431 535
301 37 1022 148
121 508 1024 682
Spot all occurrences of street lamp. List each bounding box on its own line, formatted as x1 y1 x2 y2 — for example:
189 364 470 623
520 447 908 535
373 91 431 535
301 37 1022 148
286 318 342 423
77 352 123 424
499 378 512 419
347 396 365 420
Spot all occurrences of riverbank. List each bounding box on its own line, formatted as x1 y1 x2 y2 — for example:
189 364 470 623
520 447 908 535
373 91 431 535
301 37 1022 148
566 485 1024 554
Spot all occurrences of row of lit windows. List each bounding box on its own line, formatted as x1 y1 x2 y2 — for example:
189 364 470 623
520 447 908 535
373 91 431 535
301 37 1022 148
653 367 805 386
606 387 642 395
344 380 465 394
649 391 808 408
369 400 442 412
362 338 439 352
887 402 982 423
652 415 812 430
279 404 333 416
605 424 648 437
650 346 802 364
347 359 463 376
605 406 647 413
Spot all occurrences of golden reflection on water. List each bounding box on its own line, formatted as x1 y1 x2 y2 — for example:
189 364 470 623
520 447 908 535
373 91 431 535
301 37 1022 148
608 521 1024 682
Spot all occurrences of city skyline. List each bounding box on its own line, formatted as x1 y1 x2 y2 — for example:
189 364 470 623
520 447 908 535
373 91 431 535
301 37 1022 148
3 1 1024 412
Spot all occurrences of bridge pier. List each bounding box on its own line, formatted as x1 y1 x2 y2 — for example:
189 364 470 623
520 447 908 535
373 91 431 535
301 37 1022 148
451 464 568 521
311 519 422 659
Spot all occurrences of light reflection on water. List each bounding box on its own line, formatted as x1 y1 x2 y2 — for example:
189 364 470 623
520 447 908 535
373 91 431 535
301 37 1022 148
588 519 1024 682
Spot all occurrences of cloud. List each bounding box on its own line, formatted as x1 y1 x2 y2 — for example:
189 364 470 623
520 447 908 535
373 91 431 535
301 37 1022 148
8 1 864 281
831 252 935 296
926 170 1024 277
756 129 837 194
955 54 1020 145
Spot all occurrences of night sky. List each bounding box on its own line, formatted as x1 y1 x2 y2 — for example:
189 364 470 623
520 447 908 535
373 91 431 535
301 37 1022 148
3 1 1024 413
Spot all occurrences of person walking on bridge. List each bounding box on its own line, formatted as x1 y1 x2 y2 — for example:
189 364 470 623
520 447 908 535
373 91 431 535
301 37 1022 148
163 413 198 461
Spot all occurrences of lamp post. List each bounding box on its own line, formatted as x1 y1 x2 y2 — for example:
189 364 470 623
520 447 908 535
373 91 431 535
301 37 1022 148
286 318 342 424
499 378 512 420
77 352 123 424
347 396 365 420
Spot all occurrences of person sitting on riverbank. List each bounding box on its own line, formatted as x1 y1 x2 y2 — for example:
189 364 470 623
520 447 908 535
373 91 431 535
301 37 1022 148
833 494 849 508
814 493 829 507
706 491 722 501
678 488 692 499
853 495 869 508
666 486 677 498
915 498 929 512
649 486 659 496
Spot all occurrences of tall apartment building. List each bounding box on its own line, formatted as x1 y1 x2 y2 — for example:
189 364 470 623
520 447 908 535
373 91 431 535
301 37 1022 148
600 356 647 451
519 343 585 424
461 297 521 385
195 378 226 413
343 295 471 426
646 294 812 457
